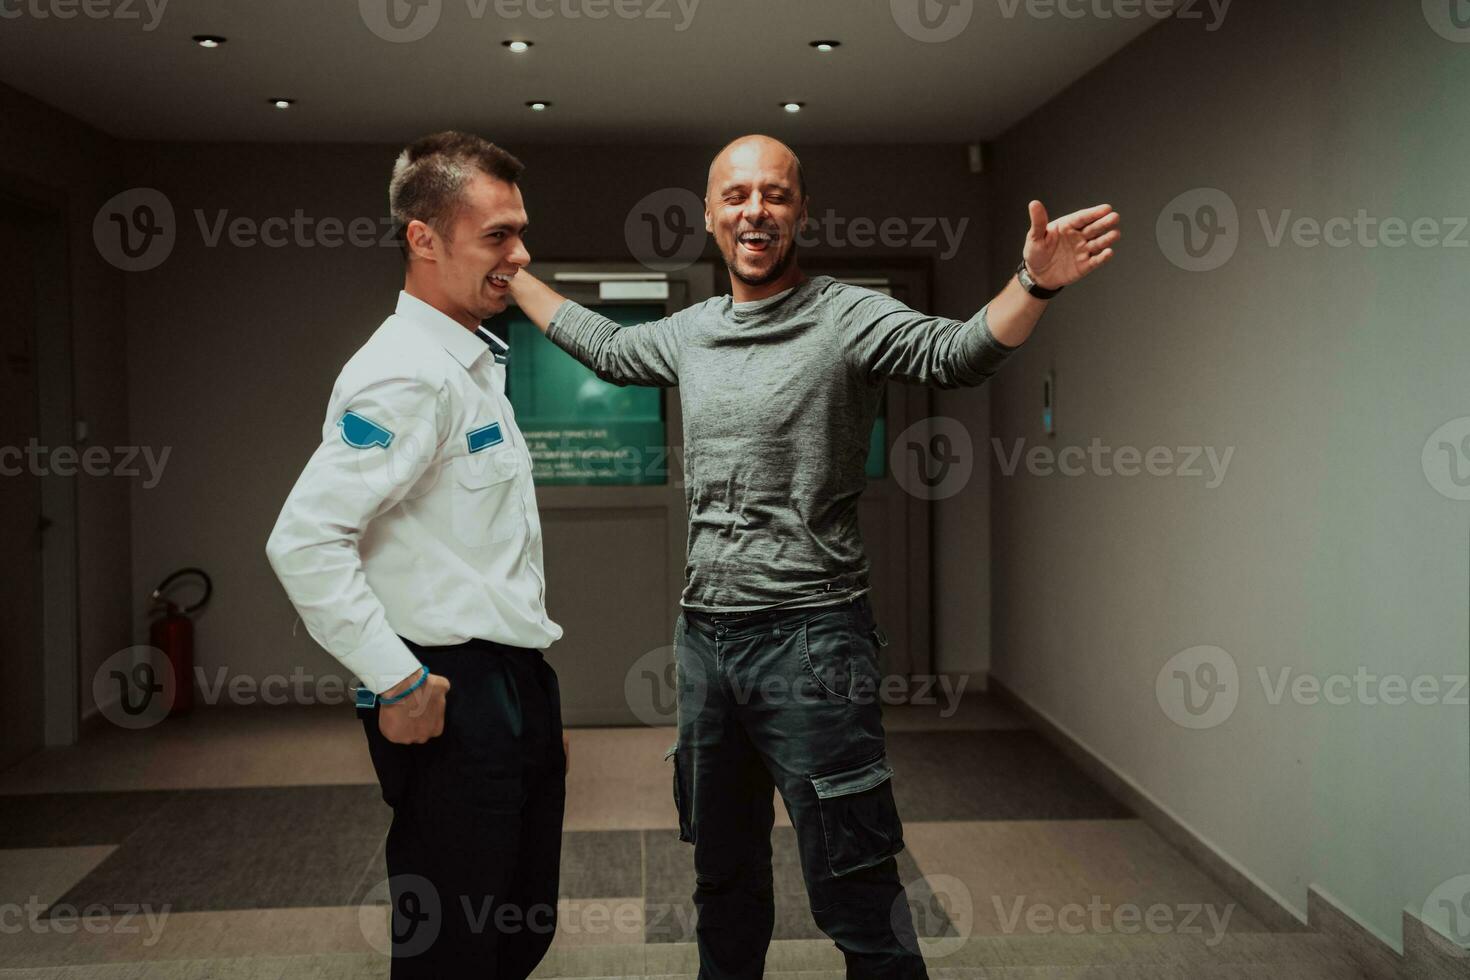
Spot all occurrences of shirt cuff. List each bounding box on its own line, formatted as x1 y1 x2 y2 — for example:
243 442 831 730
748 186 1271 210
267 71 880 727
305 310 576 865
975 305 1021 353
343 630 423 695
546 298 581 343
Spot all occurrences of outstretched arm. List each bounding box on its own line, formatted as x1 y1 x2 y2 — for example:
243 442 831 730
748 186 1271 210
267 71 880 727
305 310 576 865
508 270 683 388
845 200 1120 387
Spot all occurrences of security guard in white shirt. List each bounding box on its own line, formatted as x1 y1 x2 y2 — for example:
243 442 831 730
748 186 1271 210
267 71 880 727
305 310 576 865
265 132 564 980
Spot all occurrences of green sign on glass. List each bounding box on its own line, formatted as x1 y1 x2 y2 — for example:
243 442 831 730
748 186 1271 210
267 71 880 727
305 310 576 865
495 304 669 486
491 302 887 485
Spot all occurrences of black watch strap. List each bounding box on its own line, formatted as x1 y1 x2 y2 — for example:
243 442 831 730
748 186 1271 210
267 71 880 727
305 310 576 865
1016 259 1064 299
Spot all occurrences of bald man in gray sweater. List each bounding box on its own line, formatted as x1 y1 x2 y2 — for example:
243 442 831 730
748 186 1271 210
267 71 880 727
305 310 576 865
510 135 1120 979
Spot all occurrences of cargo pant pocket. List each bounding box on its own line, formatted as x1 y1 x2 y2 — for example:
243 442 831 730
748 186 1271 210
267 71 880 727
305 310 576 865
665 743 696 844
810 754 904 877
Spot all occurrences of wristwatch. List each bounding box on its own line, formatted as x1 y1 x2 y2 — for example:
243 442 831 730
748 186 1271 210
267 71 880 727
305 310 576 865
1016 258 1064 300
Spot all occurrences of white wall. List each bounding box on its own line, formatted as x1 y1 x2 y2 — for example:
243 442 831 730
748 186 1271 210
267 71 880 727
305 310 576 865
986 0 1470 953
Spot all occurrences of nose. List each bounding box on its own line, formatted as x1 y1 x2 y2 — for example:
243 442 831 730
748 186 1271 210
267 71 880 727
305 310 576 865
509 238 530 268
740 192 767 225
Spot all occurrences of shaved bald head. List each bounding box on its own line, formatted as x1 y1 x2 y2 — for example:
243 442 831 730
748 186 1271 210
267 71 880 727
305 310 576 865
706 134 806 203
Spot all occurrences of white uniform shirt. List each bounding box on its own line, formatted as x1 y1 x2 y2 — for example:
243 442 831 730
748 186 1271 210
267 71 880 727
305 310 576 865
266 291 562 692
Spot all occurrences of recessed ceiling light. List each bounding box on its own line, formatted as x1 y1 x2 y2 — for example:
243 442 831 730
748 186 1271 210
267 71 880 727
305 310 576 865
193 35 226 48
526 101 551 111
782 102 805 113
270 98 296 110
503 40 532 52
809 40 840 51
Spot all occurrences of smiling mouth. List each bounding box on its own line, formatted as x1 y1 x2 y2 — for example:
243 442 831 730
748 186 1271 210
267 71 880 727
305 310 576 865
737 229 777 254
486 272 514 290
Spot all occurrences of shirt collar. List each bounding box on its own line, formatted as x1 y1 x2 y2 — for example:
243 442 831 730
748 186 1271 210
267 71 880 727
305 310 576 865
396 290 490 369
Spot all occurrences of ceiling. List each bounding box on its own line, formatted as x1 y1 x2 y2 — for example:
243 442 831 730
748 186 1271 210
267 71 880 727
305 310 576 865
0 0 1169 144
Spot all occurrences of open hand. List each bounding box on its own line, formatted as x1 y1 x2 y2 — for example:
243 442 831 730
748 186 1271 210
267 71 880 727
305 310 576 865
1022 201 1120 289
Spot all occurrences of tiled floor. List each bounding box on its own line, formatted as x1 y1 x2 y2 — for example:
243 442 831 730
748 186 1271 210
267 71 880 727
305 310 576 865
0 694 1354 978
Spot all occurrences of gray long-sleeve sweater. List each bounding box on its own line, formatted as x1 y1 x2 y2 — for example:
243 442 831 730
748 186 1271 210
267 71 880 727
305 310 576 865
547 275 1019 612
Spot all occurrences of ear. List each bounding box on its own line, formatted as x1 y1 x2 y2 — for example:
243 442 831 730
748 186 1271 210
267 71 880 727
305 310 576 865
405 219 436 261
704 201 713 235
798 196 810 233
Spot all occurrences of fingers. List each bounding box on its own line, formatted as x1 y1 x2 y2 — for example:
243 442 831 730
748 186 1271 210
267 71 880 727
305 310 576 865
1086 228 1122 253
1080 210 1121 239
1065 203 1115 230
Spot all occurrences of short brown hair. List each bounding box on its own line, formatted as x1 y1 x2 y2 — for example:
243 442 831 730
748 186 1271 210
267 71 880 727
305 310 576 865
390 131 524 258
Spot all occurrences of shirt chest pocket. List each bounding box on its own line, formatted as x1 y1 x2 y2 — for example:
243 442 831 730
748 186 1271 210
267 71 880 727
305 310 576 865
450 448 525 550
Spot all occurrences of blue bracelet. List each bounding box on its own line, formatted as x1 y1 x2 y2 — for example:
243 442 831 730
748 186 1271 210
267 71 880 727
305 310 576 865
375 667 429 706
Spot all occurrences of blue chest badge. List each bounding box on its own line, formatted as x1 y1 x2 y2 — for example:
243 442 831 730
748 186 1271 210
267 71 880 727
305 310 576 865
338 411 394 449
467 422 504 454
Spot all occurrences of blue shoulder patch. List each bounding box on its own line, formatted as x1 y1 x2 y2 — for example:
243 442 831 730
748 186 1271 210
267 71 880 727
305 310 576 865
338 411 394 450
467 422 504 454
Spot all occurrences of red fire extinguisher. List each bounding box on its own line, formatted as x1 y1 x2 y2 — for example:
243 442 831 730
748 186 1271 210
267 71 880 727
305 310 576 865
148 568 212 717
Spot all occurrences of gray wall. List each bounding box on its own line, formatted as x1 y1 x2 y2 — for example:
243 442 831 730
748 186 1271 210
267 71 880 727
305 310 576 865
118 140 997 703
986 0 1469 955
0 83 132 730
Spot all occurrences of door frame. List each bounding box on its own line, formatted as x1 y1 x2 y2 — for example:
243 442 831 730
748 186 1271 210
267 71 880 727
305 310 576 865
0 173 80 749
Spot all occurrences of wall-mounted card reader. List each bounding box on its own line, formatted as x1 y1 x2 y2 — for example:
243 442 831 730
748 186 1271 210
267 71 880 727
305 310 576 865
1042 369 1055 435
